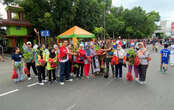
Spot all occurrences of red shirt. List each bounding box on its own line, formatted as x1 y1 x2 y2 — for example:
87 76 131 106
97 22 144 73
76 49 85 63
59 46 68 62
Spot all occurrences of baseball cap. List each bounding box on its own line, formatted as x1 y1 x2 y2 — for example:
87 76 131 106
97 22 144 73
27 41 32 45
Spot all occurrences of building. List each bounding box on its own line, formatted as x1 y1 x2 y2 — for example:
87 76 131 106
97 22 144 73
0 6 32 50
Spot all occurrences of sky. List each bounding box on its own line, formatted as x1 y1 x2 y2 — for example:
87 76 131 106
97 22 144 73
112 0 174 22
1 0 174 24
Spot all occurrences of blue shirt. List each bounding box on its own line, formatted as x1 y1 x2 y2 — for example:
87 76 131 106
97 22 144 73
11 53 23 62
160 49 170 61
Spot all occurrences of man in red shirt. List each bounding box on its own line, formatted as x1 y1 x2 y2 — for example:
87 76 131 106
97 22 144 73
59 40 73 85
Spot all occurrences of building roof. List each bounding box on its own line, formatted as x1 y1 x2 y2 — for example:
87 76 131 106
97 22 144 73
5 6 24 12
0 19 32 27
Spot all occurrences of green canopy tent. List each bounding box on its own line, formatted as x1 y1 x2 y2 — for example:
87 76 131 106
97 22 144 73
56 26 95 39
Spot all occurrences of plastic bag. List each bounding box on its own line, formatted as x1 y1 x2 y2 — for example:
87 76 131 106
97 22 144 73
134 56 140 66
126 72 133 81
11 69 18 79
24 67 29 75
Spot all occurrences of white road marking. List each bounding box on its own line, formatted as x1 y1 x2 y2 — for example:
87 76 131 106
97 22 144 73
66 104 76 110
0 89 19 97
27 82 39 87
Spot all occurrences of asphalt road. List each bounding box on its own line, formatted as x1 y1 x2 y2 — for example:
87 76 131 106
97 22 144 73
0 49 174 110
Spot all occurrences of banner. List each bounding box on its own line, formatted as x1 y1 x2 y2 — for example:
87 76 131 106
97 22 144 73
171 22 174 31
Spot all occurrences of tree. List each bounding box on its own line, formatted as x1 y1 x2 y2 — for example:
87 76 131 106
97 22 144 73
3 0 160 39
93 27 104 39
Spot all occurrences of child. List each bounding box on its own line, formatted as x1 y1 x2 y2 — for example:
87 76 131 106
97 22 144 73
11 47 23 82
46 48 57 83
160 44 171 72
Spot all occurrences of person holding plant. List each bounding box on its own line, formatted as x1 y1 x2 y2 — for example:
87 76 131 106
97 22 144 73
11 47 23 82
126 44 139 81
23 41 38 80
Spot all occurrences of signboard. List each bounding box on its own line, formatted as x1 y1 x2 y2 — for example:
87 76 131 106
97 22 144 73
171 22 174 31
40 30 50 37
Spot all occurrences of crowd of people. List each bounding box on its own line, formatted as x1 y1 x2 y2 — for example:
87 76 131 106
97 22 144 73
10 38 174 86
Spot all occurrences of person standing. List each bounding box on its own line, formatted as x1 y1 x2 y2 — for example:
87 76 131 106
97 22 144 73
35 46 46 85
11 47 23 82
84 45 91 78
59 40 73 85
23 41 37 80
103 38 113 78
126 44 139 81
76 44 85 79
114 44 126 79
90 45 100 78
46 48 57 83
53 44 60 78
170 44 174 66
0 44 4 62
137 42 150 84
160 44 170 72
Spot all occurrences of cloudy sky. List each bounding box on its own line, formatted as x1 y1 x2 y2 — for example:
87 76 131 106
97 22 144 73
112 0 174 21
1 0 174 21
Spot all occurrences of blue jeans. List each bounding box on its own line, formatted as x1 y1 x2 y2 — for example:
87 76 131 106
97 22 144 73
59 61 70 82
14 62 23 82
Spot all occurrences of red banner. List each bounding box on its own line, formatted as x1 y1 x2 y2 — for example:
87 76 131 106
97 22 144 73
171 22 174 31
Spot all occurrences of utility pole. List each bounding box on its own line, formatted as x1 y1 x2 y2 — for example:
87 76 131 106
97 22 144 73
103 0 106 40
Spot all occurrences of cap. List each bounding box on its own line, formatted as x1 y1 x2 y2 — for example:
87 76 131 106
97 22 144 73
27 41 32 45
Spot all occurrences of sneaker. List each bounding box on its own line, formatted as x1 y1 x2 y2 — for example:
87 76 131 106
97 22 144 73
139 81 144 85
119 77 123 80
42 80 48 83
135 78 139 81
39 82 44 86
66 79 73 82
28 77 32 80
60 82 65 85
114 77 118 80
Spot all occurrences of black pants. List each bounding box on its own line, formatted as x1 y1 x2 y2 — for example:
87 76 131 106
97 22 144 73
68 61 72 74
37 66 45 83
138 65 148 81
115 63 123 78
48 69 56 82
77 63 84 77
26 62 38 77
105 58 114 77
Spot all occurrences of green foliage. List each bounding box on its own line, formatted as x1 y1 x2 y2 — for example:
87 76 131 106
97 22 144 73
23 51 33 61
93 27 104 38
3 0 160 39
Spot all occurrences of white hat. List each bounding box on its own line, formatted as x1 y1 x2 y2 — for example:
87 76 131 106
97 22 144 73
33 44 38 49
53 44 58 49
27 41 32 45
